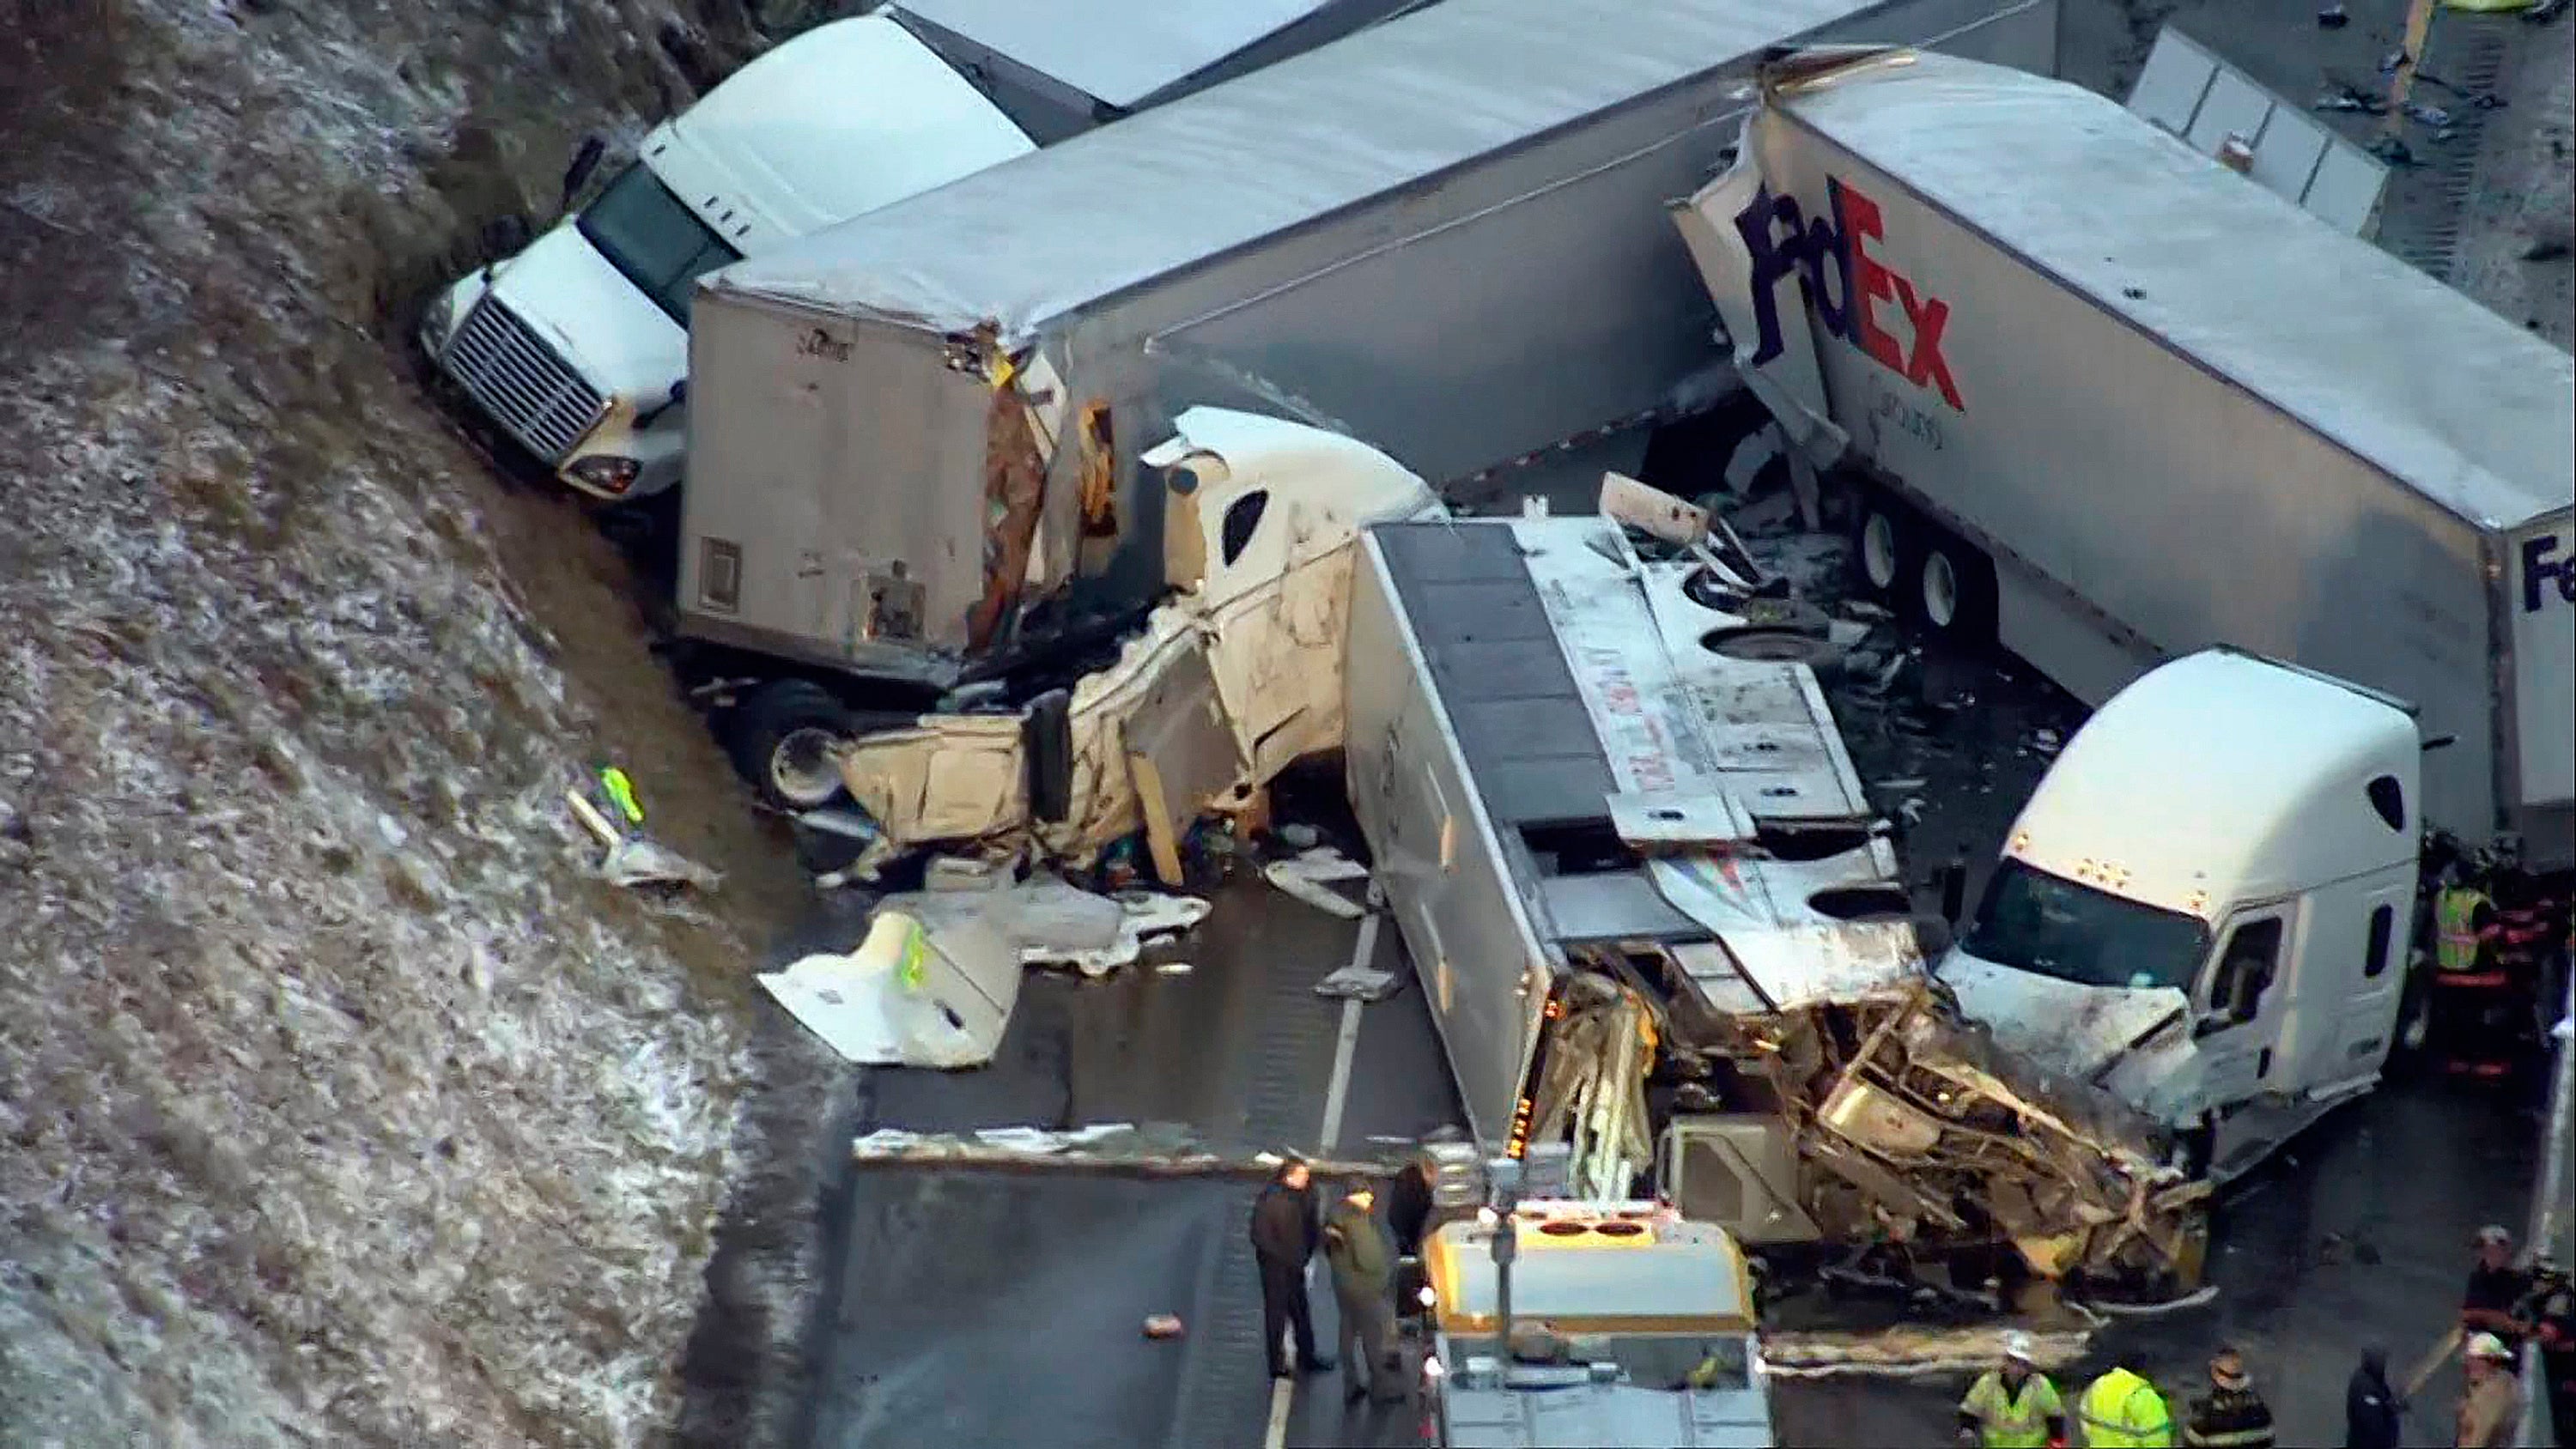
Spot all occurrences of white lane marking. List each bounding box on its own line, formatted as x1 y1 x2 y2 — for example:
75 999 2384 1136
1265 1378 1295 1448
1315 909 1380 1154
1269 907 1382 1449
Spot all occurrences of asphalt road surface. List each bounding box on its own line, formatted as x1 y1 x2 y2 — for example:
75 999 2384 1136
802 865 1465 1449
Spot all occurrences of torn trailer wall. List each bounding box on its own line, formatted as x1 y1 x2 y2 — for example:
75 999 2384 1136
673 0 2063 688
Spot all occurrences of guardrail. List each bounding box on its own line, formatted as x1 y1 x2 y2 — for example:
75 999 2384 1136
2517 980 2573 1447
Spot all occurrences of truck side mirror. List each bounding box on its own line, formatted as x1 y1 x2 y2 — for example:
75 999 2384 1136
561 135 606 215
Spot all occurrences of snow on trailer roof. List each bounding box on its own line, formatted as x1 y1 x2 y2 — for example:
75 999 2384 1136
707 0 1893 336
1770 52 2575 532
891 0 1363 110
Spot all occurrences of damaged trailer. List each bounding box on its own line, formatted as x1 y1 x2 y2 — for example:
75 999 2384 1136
1671 49 2575 1187
1342 505 2208 1293
669 0 2062 808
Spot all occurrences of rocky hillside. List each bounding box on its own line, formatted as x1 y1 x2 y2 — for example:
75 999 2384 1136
0 3 844 1445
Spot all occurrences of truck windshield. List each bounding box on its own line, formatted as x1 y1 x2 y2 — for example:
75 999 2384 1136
1962 859 2211 991
574 162 743 324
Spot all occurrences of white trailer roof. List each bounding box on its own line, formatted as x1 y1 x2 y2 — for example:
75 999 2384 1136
890 0 1358 110
1771 53 2575 532
707 0 1893 336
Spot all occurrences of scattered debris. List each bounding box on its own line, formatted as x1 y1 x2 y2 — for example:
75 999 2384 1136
2031 727 2062 753
1316 963 1403 1002
1875 777 1928 792
2317 3 2350 26
1278 822 1324 850
2367 136 2418 167
849 1123 1397 1179
1840 599 1895 622
2404 100 2453 128
1153 960 1196 976
2314 82 2388 115
598 837 725 892
564 782 723 892
758 907 1018 1069
1143 1314 1186 1339
1760 1324 2092 1379
2523 237 2574 262
1021 889 1212 977
1262 846 1373 919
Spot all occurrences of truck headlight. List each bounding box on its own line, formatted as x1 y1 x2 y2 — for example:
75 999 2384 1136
566 454 641 496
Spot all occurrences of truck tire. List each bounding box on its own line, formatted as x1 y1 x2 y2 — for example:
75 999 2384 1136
728 679 860 811
1851 494 1917 602
1916 532 1998 644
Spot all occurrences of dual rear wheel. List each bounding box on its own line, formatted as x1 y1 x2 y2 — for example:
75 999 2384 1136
1851 490 1996 643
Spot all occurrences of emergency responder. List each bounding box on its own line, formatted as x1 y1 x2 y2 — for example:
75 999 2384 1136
1250 1158 1333 1379
2181 1346 2275 1449
2524 1251 2575 1448
2342 1345 2403 1449
1321 1186 1401 1405
2428 860 2514 1077
2461 1224 2531 1354
2454 1331 2520 1449
1957 1331 2068 1447
2076 1358 2172 1446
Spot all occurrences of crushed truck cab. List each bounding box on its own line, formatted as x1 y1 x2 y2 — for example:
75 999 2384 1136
1421 1202 1775 1448
829 407 1439 863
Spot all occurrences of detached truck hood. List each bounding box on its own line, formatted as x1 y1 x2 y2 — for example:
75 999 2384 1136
483 221 686 400
1940 949 2198 1120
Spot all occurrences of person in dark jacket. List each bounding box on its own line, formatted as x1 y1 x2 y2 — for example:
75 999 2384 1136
1250 1158 1333 1379
2524 1252 2576 1449
1322 1187 1403 1404
2182 1347 2275 1449
2462 1224 2531 1355
1387 1154 1434 1259
2342 1345 2403 1449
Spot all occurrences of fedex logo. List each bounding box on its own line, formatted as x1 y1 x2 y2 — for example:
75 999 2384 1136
1732 176 1965 413
2525 533 2573 614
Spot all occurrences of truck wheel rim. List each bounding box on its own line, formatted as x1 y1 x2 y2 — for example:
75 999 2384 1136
1923 551 1959 627
770 726 846 807
1862 513 1900 589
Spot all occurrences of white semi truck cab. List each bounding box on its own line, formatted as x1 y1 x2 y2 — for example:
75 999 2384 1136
1419 1201 1775 1449
1941 649 2428 1184
418 15 1036 501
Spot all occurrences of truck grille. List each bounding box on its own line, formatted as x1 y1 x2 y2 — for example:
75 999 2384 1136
440 300 605 463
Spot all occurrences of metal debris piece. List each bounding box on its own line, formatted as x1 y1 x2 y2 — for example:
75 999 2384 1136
1021 888 1212 977
598 837 725 892
1143 1314 1185 1339
1262 846 1372 919
1316 964 1402 1002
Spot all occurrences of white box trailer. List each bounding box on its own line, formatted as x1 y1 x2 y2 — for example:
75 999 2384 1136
420 0 1419 502
671 0 2062 803
1674 51 2576 868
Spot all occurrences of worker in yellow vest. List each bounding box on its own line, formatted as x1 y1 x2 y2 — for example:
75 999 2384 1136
1958 1331 2069 1448
2077 1361 2174 1446
2434 875 2497 974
